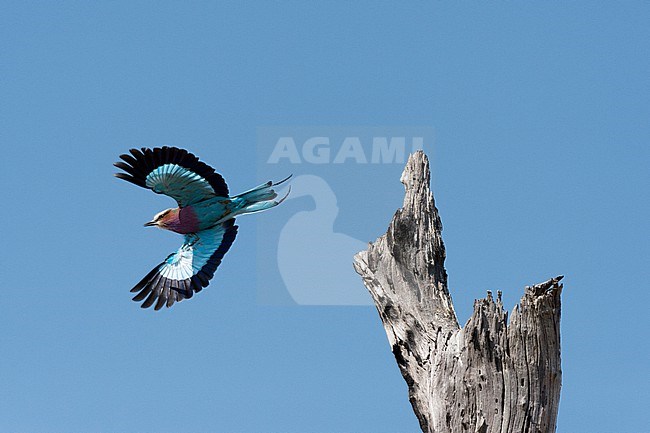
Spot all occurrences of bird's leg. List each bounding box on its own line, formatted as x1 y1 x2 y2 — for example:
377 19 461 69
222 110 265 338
186 233 200 247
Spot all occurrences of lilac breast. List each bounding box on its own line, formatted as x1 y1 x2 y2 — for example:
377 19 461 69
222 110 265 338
175 206 201 234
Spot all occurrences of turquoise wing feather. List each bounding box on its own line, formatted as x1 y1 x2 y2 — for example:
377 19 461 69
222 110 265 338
130 219 238 310
114 147 229 207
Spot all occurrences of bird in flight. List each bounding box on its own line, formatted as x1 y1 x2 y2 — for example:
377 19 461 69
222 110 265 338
114 146 290 310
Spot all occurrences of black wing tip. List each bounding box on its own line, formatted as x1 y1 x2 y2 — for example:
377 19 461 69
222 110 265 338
170 285 193 298
114 172 146 188
131 272 193 311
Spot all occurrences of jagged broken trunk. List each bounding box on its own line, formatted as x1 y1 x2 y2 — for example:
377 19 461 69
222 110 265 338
353 151 562 433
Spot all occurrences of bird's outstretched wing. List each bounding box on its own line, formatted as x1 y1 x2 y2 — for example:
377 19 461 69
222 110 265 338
130 220 238 310
114 147 229 207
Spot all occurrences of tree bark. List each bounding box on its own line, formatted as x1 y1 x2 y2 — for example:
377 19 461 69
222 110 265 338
353 151 562 433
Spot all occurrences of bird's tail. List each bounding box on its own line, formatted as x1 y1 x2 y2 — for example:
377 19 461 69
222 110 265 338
231 175 292 215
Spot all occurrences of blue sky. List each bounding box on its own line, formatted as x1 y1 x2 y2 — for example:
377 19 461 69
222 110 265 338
1 2 648 432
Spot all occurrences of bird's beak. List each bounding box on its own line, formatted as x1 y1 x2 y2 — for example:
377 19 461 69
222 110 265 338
144 221 156 227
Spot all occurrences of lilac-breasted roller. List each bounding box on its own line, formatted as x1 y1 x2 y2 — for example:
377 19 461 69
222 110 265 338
114 147 290 310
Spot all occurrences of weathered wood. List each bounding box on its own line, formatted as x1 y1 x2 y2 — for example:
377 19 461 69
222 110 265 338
353 151 562 433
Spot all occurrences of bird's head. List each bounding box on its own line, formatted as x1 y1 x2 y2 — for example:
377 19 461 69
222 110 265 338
145 208 177 229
